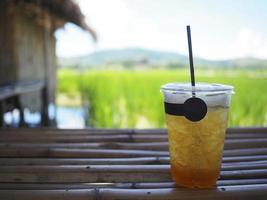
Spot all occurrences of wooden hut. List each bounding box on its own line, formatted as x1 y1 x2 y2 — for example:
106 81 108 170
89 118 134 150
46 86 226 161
0 0 96 127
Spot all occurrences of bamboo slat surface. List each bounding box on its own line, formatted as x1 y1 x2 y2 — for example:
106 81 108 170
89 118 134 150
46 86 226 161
0 127 267 200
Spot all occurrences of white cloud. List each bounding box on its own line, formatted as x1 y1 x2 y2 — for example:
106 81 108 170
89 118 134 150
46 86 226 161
77 0 133 48
56 1 267 60
55 23 95 57
196 28 267 60
233 29 264 58
76 0 184 52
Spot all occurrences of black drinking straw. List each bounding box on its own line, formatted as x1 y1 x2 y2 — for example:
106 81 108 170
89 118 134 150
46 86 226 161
186 25 195 97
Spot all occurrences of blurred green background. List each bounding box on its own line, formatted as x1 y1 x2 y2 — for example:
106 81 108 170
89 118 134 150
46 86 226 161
57 68 267 128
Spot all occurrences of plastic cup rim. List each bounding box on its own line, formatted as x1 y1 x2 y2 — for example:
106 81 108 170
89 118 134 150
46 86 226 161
161 82 234 93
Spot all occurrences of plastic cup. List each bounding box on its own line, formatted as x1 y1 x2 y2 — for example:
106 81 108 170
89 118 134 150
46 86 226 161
161 82 233 188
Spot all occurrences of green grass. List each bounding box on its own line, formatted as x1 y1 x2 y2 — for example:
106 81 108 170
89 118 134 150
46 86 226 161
57 68 267 128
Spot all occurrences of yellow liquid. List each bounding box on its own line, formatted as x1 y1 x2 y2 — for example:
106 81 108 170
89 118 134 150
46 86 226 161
166 107 228 188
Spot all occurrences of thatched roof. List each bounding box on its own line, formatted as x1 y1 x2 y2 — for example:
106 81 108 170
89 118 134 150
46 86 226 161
12 0 97 41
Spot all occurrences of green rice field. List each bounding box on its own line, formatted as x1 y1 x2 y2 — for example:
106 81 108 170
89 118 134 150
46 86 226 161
57 68 267 128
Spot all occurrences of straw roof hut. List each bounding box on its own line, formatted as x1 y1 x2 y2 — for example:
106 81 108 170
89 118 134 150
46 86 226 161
0 0 96 127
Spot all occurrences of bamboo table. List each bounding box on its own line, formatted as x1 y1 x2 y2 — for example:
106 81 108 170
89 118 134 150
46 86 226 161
0 127 267 200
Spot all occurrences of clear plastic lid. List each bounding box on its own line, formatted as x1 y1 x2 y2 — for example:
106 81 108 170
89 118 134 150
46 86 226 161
161 82 233 93
161 82 234 107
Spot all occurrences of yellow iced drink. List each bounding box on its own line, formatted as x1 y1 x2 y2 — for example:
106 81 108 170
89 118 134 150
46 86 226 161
161 83 233 188
166 106 228 188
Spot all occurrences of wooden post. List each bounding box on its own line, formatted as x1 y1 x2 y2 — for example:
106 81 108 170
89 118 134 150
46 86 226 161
41 11 54 127
41 86 49 126
14 95 25 127
0 100 5 127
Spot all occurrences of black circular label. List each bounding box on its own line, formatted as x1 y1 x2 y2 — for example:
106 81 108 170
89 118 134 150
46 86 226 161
183 97 207 122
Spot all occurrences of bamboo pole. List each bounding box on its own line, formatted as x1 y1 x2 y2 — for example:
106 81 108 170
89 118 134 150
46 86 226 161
223 148 267 157
0 128 267 139
1 126 266 135
0 156 267 166
1 132 267 144
222 161 267 170
0 189 95 200
0 163 266 173
227 133 267 139
6 132 263 139
0 128 167 135
0 179 267 190
2 131 266 138
0 165 267 183
0 134 168 143
1 137 266 150
216 179 267 186
0 165 171 183
0 183 138 190
1 155 267 166
221 169 267 179
224 138 267 149
99 185 267 200
0 148 169 158
223 155 267 163
1 147 267 158
0 157 170 165
0 142 170 151
227 127 267 134
0 163 266 174
0 185 267 200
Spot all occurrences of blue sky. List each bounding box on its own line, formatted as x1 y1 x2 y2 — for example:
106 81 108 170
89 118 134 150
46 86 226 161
55 0 267 60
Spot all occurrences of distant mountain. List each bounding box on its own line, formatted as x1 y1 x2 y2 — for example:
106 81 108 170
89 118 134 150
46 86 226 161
58 48 267 69
59 48 188 67
218 57 267 68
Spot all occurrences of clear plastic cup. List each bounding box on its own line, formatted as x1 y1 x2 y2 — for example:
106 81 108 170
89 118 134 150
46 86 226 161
161 82 233 188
